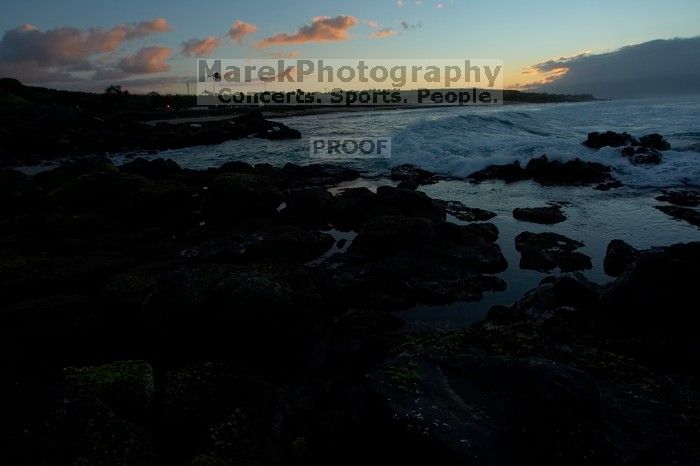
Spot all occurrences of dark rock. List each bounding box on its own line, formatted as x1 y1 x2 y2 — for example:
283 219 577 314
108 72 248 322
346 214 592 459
515 231 592 272
53 391 157 466
437 199 497 222
390 164 437 185
374 186 446 222
349 215 436 256
48 171 149 210
218 161 255 174
468 160 526 183
396 180 418 190
603 239 639 277
273 163 361 189
117 179 194 227
639 133 671 151
328 186 445 230
315 217 506 310
655 205 700 228
205 173 283 221
600 241 700 366
369 353 609 466
469 155 619 189
33 156 117 191
328 187 376 230
119 157 182 179
621 146 662 165
656 190 700 207
583 131 636 149
513 205 567 224
63 360 155 415
284 187 333 218
0 169 29 199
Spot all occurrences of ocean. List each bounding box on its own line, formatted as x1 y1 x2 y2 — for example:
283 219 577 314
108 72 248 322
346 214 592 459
111 97 700 330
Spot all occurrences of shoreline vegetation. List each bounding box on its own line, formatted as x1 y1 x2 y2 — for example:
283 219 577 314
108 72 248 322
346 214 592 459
2 77 699 465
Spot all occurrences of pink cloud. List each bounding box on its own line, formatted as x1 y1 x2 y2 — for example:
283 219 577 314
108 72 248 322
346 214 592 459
181 36 221 56
372 28 398 39
256 16 359 48
269 50 302 59
117 46 172 74
228 20 258 45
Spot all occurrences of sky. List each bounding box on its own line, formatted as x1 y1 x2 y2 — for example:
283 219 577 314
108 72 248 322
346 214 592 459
0 0 698 96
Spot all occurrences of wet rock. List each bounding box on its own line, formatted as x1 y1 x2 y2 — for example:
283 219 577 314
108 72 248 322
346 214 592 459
274 163 360 189
48 171 149 210
374 186 446 222
621 146 662 165
162 362 272 437
63 360 155 415
655 205 700 228
32 156 118 191
369 352 609 466
436 199 497 222
117 179 195 227
639 133 671 151
469 155 619 189
218 161 255 175
283 187 333 218
315 217 507 310
515 231 592 272
513 205 567 224
328 187 376 230
205 173 284 221
656 190 700 207
328 186 445 230
603 239 639 277
396 180 418 190
583 131 636 148
600 241 700 365
390 164 438 185
349 215 436 256
119 157 182 179
0 169 29 199
54 392 157 466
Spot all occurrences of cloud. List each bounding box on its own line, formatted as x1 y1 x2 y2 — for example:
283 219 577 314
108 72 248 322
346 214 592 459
256 16 359 48
396 0 405 6
0 19 172 83
228 20 258 45
372 28 398 39
181 36 221 56
522 36 700 98
269 50 301 59
117 46 172 74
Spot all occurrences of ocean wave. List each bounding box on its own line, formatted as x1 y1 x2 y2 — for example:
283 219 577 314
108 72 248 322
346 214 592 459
390 103 700 188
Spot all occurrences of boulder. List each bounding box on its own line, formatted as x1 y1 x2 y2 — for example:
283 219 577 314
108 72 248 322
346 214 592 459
515 231 592 272
119 157 182 178
513 205 567 224
655 190 700 207
603 239 639 277
438 199 497 222
205 173 283 221
621 146 662 165
583 131 636 148
655 205 700 228
63 360 155 414
469 155 620 189
390 164 438 185
639 133 671 151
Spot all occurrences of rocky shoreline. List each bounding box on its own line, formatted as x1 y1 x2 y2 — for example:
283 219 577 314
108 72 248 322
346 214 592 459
1 151 699 465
